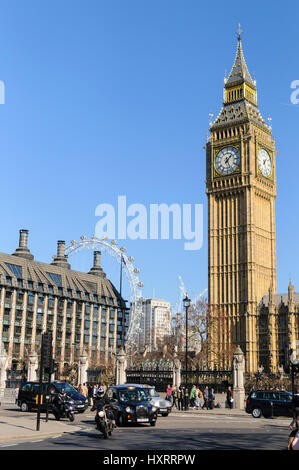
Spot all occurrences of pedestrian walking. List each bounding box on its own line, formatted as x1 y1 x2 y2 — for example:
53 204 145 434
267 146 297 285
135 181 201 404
14 385 19 405
288 414 299 450
172 387 178 409
177 385 184 411
93 384 99 401
166 384 172 405
202 386 209 410
194 387 201 409
81 383 88 398
184 386 189 410
227 386 234 409
88 384 93 406
197 388 203 409
208 388 215 409
190 385 197 409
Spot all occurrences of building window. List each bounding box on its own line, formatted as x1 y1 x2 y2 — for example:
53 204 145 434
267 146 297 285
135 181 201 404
46 273 62 287
85 303 91 314
6 263 22 278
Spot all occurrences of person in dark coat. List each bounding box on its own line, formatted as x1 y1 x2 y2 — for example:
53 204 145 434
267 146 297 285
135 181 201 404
208 388 215 409
202 386 209 410
177 385 184 411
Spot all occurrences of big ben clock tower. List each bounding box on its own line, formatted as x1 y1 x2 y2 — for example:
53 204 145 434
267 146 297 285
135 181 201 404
206 26 277 373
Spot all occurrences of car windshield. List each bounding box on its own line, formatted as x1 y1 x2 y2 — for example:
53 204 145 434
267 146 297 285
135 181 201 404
118 389 148 403
54 382 77 394
143 388 160 398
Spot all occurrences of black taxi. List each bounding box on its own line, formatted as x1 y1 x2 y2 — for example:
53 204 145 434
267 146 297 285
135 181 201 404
17 381 88 413
106 385 158 426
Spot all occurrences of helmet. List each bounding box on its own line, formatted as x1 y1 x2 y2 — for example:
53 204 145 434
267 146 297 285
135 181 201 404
97 387 105 397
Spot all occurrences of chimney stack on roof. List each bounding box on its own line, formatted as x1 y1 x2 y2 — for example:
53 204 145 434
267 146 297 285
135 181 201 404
88 251 106 277
51 240 71 270
12 229 34 261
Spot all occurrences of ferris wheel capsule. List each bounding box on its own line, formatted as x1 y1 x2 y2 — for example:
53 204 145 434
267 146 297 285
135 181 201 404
111 240 118 245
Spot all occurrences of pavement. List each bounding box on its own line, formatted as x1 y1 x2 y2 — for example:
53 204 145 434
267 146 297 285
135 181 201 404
171 407 251 418
0 404 81 443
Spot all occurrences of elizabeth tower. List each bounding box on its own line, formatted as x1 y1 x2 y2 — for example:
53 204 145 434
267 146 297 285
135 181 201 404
206 27 277 372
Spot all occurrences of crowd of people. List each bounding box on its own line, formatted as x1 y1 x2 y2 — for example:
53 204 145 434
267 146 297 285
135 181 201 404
77 383 106 406
164 384 234 410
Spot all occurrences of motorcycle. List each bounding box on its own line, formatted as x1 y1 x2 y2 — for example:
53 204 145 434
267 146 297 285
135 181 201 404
94 405 114 439
52 398 75 422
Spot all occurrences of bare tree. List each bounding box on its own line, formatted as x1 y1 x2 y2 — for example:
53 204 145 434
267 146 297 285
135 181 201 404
173 298 236 370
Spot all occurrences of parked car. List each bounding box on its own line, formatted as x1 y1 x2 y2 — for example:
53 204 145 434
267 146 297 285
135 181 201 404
17 380 88 413
245 390 293 418
106 385 158 426
130 384 172 416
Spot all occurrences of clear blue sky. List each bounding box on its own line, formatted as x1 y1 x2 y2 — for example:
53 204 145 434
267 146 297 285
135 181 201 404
0 0 298 312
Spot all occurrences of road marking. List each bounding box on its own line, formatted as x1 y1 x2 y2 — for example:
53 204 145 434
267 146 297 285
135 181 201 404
32 440 44 443
1 444 17 447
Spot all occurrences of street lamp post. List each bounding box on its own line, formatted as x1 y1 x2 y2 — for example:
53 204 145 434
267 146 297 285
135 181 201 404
183 293 191 411
290 345 299 419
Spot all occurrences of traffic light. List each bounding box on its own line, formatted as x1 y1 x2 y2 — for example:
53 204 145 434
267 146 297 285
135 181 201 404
44 359 58 375
42 332 53 370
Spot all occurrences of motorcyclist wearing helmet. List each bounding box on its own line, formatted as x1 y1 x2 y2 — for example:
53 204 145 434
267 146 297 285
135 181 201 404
92 387 116 427
52 387 68 415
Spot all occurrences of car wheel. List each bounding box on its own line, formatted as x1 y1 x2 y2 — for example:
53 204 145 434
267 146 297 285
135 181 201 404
161 413 168 417
20 402 28 412
252 408 262 418
150 421 156 427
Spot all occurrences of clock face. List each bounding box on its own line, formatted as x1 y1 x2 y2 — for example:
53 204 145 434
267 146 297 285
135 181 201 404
215 147 240 175
258 148 272 177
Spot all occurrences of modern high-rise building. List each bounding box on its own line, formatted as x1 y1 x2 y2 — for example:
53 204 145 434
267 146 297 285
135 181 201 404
0 230 128 375
137 298 172 352
206 28 299 373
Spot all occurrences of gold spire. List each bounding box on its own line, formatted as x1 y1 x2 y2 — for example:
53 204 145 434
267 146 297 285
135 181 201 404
237 23 242 41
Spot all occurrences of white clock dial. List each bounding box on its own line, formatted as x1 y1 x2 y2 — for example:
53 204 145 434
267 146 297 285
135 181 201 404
215 147 240 175
258 148 272 177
